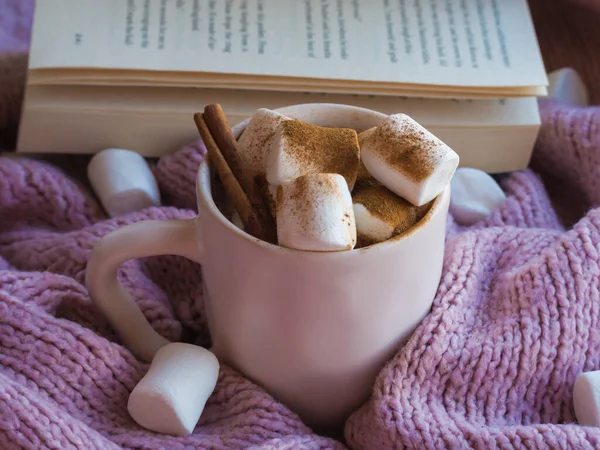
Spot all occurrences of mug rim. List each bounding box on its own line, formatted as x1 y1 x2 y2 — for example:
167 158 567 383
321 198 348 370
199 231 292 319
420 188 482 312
195 103 451 256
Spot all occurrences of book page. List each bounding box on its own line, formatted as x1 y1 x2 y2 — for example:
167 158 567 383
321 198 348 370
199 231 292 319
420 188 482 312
29 0 547 88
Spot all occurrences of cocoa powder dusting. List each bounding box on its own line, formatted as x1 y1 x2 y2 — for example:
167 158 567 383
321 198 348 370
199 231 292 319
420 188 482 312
314 173 340 195
281 120 359 189
353 180 418 234
358 127 377 147
356 160 374 183
252 127 277 165
356 233 379 249
277 175 311 226
371 115 448 182
277 174 345 237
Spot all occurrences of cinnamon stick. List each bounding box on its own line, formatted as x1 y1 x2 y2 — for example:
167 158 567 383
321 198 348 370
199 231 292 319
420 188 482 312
193 113 265 241
203 104 277 243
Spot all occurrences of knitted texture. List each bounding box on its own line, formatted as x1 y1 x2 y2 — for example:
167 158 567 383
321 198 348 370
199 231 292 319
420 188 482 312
2 1 600 449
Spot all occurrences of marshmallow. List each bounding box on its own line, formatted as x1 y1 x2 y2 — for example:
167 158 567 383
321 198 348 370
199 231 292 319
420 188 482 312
276 173 356 251
237 108 291 184
547 67 589 107
360 114 459 207
87 148 161 217
574 370 600 427
267 120 360 191
449 168 506 226
353 180 419 247
128 343 219 436
237 109 292 217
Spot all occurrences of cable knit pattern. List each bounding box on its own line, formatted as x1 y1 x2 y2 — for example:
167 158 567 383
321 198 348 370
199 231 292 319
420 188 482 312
2 1 600 449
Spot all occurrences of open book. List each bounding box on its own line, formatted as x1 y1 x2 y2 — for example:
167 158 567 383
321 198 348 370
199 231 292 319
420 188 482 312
16 0 548 172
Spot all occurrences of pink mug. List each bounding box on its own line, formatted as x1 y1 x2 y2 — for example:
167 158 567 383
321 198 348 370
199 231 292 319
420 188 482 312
85 103 450 431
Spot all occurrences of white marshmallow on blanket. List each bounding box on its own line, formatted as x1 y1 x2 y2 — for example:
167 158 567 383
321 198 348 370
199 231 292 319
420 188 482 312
360 114 459 207
449 168 506 226
266 120 360 192
574 370 600 427
128 343 219 437
547 67 589 107
352 180 419 247
276 173 357 251
87 148 161 217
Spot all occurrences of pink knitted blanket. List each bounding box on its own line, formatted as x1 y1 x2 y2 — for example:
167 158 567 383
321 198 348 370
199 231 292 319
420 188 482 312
2 1 600 449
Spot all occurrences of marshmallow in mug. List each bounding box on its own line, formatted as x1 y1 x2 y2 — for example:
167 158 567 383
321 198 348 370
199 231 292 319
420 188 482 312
267 120 361 192
237 108 291 183
353 180 419 247
276 173 357 252
360 114 459 207
237 109 291 216
238 108 291 217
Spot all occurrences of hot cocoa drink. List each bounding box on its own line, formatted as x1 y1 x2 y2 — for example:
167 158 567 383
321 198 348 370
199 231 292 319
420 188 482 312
208 105 459 250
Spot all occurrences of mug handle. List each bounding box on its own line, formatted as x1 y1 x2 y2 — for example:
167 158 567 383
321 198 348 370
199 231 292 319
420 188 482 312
85 218 202 362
